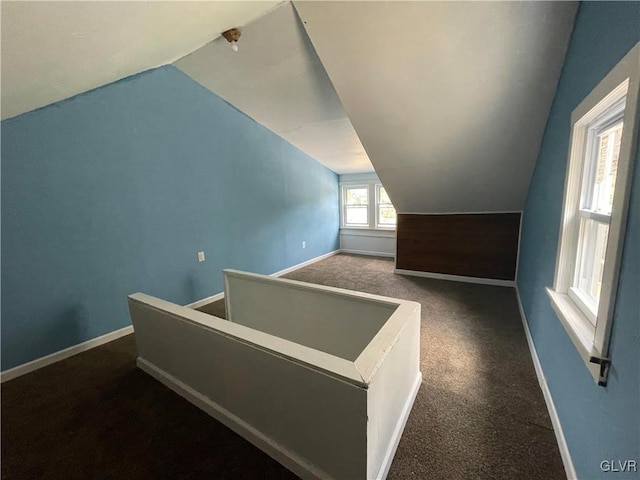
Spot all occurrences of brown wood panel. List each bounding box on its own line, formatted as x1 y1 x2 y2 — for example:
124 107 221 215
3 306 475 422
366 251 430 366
396 213 521 280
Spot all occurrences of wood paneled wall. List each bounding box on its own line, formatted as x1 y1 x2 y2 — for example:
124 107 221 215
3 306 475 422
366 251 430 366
396 213 521 281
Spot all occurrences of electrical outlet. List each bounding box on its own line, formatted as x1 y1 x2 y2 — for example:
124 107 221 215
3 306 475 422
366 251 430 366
302 241 306 249
198 251 205 262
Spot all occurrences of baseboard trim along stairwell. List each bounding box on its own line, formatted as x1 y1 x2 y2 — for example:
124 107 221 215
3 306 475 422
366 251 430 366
1 249 341 382
374 371 423 480
137 356 423 480
185 249 341 309
515 288 577 480
394 268 515 287
271 249 341 277
137 357 330 480
339 248 395 258
0 325 134 383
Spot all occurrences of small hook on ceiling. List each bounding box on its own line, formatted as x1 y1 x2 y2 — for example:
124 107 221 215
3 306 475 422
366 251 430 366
221 28 241 52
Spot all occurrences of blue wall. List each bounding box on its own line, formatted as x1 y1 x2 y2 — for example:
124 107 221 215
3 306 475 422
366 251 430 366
1 66 339 370
518 2 639 478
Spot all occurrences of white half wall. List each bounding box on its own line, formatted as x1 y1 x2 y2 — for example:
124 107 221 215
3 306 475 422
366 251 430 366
340 230 396 257
224 270 397 361
1 250 341 383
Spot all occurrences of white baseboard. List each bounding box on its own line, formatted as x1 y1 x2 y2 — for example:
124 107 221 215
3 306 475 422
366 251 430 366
184 292 226 309
0 250 345 384
515 288 576 480
340 249 395 258
394 268 515 287
1 325 134 383
137 357 328 480
186 250 341 310
375 371 422 480
271 249 340 277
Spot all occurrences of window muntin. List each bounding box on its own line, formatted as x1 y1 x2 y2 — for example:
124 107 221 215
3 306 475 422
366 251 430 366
344 186 369 226
376 186 397 227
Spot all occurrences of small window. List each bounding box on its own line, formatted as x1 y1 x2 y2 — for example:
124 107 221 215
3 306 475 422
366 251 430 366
547 43 639 386
339 179 397 230
376 186 397 228
569 112 623 325
344 186 369 227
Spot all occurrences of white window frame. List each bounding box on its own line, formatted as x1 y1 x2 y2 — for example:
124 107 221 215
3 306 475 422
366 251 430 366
568 109 624 326
547 43 640 386
342 184 370 228
339 177 397 231
375 184 397 229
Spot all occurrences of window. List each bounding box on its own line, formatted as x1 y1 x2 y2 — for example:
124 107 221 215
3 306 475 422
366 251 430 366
570 116 623 324
343 186 369 227
340 177 397 230
547 43 639 386
376 185 397 228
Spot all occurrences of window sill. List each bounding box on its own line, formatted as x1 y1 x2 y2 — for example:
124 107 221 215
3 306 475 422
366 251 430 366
546 288 602 383
339 228 396 238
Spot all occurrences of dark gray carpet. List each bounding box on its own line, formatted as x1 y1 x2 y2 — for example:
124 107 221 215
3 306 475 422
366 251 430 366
2 254 564 479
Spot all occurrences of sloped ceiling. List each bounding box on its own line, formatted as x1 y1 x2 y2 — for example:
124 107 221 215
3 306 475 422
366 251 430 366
295 1 578 213
174 2 372 174
0 1 280 120
2 0 579 210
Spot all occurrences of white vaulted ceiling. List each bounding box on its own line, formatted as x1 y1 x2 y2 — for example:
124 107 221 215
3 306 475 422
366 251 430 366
1 1 280 120
2 0 580 213
295 1 578 213
174 2 373 174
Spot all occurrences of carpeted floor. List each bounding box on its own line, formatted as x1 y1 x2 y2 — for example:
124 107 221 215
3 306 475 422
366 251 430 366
2 254 565 479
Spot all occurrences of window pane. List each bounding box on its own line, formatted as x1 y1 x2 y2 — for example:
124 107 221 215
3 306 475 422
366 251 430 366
378 206 397 226
346 188 368 206
379 186 391 204
590 121 623 215
346 206 368 225
574 218 610 307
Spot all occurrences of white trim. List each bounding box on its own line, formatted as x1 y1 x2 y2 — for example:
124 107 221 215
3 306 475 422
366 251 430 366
270 249 340 277
515 289 577 480
338 172 379 184
592 44 640 361
394 268 515 287
341 184 371 229
341 249 395 258
375 183 397 230
137 357 329 480
189 250 341 308
567 286 597 326
184 292 226 309
374 371 422 480
340 177 397 232
397 210 523 216
1 250 341 382
549 42 640 384
0 325 134 383
340 228 396 238
547 289 595 357
514 211 524 283
578 209 611 224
